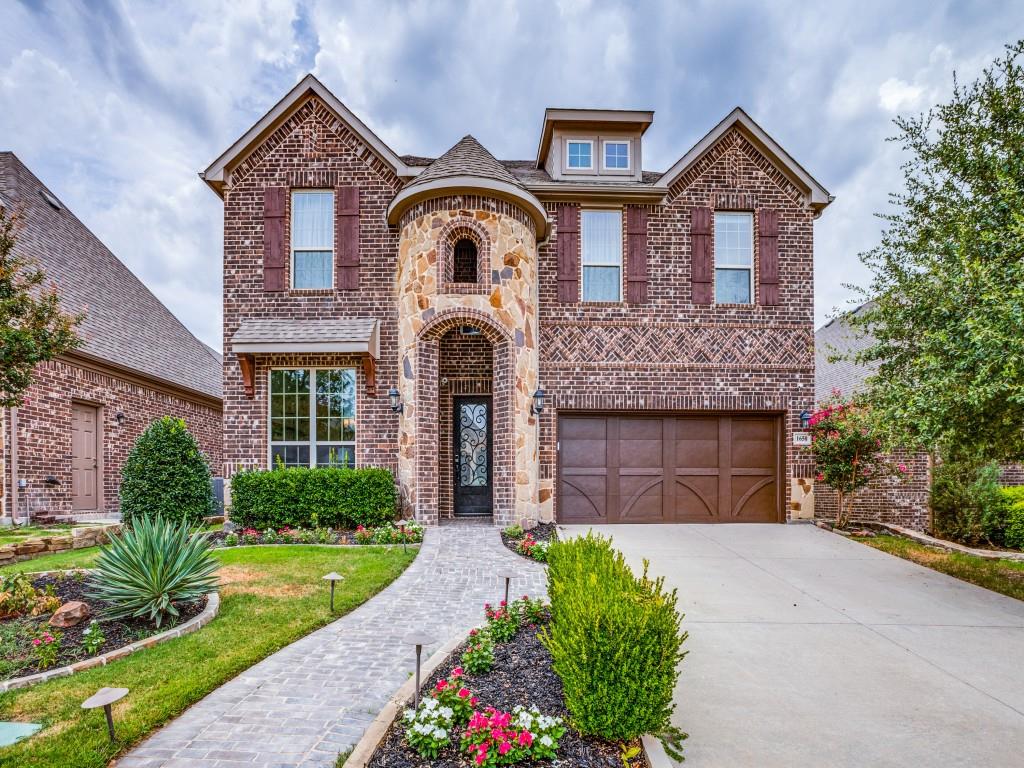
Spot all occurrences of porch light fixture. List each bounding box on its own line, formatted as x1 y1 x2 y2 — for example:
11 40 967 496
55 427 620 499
403 630 436 710
322 572 344 612
115 411 126 427
388 388 403 414
799 410 812 429
531 388 546 416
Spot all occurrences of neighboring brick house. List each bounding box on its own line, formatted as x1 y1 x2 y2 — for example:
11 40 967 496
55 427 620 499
815 303 1024 531
0 153 222 523
205 74 832 528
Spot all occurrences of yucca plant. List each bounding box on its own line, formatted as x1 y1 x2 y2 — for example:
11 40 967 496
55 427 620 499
88 516 219 628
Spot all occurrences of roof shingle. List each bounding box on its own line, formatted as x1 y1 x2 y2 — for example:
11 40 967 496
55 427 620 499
0 152 222 400
814 302 877 403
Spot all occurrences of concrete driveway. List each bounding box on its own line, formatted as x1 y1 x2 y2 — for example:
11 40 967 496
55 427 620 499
560 523 1024 768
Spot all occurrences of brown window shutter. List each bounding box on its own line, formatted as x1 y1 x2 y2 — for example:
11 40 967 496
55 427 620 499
336 186 360 290
690 206 713 305
263 187 287 292
758 208 779 305
625 206 649 304
556 204 580 303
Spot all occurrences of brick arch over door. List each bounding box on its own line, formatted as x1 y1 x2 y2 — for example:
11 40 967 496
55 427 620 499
414 309 515 524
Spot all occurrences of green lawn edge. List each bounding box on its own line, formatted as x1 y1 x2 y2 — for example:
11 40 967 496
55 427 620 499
856 534 1024 601
0 544 418 768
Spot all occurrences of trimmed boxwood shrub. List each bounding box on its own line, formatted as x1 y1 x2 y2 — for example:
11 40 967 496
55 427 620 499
541 532 687 742
1000 486 1024 550
120 416 215 528
229 466 396 530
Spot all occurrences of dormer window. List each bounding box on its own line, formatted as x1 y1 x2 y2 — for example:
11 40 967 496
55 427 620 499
566 140 593 169
603 141 630 170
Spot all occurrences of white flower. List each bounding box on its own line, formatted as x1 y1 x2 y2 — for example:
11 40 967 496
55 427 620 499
540 735 554 747
439 706 454 720
424 698 438 710
432 727 447 739
404 709 415 721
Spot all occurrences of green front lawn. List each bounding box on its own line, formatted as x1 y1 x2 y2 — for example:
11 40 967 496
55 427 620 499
0 547 102 574
856 534 1024 601
0 544 417 767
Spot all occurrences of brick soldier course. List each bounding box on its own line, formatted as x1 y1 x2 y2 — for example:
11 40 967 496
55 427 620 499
117 527 546 768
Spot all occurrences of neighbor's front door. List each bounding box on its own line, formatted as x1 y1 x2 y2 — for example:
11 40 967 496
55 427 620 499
71 402 100 512
453 395 492 516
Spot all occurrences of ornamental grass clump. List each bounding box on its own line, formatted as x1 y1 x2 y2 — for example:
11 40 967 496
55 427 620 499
88 516 219 628
541 532 687 745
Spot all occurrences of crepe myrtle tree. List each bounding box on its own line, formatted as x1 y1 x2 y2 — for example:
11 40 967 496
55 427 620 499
810 392 907 529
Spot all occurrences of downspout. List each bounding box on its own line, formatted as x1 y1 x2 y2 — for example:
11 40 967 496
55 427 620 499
9 407 20 524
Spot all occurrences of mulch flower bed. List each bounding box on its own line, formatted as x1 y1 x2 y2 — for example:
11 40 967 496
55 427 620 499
0 573 205 681
500 523 557 562
208 521 424 548
367 617 646 768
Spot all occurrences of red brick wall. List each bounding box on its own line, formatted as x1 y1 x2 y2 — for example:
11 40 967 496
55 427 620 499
222 96 402 478
814 449 931 530
537 128 818 520
3 358 222 520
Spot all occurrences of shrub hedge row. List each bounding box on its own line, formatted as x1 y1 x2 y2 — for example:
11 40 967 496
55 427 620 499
541 532 687 741
230 466 396 530
1001 486 1024 550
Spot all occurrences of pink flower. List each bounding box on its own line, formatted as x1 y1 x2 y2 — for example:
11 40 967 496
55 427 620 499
898 463 908 474
518 730 533 746
474 753 485 765
436 680 447 692
458 688 470 698
32 638 41 646
815 472 824 482
451 666 463 677
469 629 478 637
471 696 479 706
498 740 512 755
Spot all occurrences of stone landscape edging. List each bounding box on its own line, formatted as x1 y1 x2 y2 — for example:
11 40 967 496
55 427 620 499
815 520 1024 561
340 624 672 768
0 569 219 692
0 522 121 566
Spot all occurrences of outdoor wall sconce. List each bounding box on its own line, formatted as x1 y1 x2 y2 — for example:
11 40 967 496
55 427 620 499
388 388 403 414
799 410 812 429
115 411 126 427
531 388 546 416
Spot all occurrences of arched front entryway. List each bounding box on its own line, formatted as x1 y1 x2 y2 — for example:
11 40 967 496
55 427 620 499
414 309 514 525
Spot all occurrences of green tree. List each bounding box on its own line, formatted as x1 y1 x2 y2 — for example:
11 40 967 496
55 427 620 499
120 416 215 527
0 205 81 407
846 41 1024 462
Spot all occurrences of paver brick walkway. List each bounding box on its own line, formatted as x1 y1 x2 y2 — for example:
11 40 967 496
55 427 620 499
117 526 546 768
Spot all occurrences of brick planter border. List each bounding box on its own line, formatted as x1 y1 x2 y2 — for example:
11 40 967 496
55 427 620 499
0 569 219 692
340 625 670 768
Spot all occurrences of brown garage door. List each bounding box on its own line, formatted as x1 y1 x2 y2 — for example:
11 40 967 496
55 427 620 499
558 414 782 524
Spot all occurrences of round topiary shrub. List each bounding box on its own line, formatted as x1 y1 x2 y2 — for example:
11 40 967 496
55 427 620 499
120 416 214 528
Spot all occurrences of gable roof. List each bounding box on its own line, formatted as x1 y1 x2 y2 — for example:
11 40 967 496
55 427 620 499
658 107 833 211
200 73 421 197
0 152 222 402
815 302 877 402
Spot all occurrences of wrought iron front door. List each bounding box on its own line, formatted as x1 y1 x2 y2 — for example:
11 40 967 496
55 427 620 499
453 396 493 516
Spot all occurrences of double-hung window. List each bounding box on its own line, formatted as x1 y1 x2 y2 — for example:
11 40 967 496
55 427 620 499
270 368 356 468
291 190 334 289
566 140 593 169
714 212 754 304
581 209 622 302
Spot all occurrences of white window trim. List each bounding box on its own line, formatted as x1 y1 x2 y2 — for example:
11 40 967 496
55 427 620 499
580 207 624 303
290 189 335 290
713 211 755 305
267 367 357 469
601 139 631 171
565 139 595 170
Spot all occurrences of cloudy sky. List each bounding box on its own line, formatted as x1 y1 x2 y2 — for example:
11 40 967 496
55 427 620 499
1 0 1017 349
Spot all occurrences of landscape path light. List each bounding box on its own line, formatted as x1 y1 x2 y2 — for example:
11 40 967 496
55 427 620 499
403 631 436 710
81 686 128 741
322 572 344 612
496 568 519 607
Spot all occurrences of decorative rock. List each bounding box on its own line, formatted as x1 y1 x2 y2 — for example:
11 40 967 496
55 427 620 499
49 601 91 628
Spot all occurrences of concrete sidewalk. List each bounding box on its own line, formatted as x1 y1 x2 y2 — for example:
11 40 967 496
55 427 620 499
561 523 1024 768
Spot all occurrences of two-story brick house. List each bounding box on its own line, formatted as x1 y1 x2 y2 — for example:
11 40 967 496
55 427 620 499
205 74 831 528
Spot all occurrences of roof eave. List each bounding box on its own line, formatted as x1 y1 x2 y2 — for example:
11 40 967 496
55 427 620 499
525 181 668 204
657 107 833 212
201 74 417 200
387 176 551 239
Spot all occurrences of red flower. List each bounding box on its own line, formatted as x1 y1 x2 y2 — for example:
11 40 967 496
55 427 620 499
436 680 447 692
451 666 463 677
458 687 470 698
